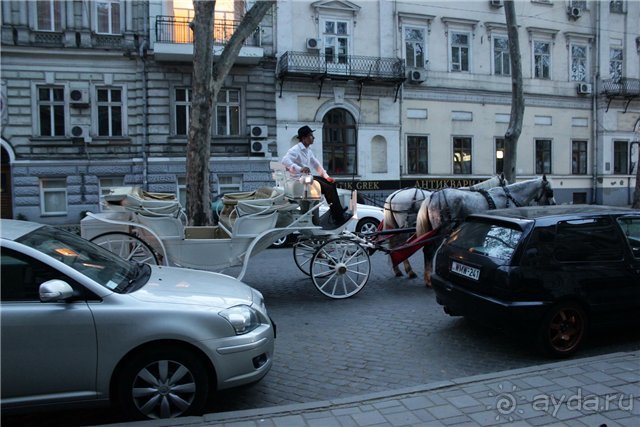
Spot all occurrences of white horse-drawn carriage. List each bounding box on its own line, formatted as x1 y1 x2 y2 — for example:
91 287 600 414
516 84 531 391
81 163 375 299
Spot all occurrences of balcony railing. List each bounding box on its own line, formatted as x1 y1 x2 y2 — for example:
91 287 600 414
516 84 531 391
277 51 405 82
602 78 640 112
154 15 260 47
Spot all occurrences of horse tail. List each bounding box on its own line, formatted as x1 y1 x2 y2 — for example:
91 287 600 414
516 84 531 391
415 193 433 237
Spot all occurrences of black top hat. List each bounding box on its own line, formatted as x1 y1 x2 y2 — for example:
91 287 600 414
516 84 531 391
297 125 315 140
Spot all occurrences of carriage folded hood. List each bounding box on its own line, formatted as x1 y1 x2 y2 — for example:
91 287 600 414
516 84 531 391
129 265 255 308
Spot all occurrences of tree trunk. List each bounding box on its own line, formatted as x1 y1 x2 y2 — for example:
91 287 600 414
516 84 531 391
186 0 216 226
186 0 275 226
503 0 524 184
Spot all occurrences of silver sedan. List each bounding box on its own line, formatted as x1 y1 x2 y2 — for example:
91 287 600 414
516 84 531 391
0 219 275 420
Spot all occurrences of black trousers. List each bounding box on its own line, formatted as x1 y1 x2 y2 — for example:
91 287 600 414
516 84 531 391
314 176 344 220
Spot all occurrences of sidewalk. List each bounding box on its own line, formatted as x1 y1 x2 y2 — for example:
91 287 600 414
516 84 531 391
110 351 639 427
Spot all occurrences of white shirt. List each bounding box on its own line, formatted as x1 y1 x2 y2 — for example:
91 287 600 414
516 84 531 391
282 142 328 178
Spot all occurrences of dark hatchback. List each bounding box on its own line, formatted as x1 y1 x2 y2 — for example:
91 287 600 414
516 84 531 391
431 205 640 357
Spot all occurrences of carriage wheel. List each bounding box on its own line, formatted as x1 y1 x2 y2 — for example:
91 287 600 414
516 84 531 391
293 236 326 276
91 232 159 265
310 237 370 299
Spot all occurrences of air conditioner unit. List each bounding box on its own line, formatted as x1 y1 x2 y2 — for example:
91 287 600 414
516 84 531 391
577 83 592 95
306 38 322 50
568 6 582 19
69 89 89 106
250 125 268 138
407 69 426 84
489 0 503 8
71 125 92 142
250 140 268 156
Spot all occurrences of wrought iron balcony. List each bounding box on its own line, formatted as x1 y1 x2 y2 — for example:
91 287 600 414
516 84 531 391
154 15 260 47
602 77 640 112
277 51 405 100
277 51 404 82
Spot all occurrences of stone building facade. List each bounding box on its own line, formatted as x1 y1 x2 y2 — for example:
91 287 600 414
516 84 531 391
1 0 639 225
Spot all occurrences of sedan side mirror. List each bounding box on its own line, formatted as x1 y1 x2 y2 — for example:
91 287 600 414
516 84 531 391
39 279 74 302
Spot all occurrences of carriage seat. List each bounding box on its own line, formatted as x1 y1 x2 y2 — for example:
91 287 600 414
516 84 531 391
269 161 322 201
217 186 295 233
102 186 182 217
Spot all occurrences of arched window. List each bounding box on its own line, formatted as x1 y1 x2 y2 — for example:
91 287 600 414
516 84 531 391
322 108 356 175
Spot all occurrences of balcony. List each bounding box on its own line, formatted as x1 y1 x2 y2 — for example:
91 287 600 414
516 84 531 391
602 77 640 112
152 15 263 64
277 51 406 100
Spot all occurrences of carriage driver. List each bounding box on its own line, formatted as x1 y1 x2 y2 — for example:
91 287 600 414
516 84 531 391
282 125 348 225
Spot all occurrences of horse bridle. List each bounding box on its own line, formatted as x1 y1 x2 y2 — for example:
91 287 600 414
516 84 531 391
533 181 554 205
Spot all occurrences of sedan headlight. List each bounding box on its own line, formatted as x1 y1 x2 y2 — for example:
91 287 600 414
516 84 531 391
219 305 260 335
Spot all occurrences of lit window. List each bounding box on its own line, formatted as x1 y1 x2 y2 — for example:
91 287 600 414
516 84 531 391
495 138 505 174
40 179 67 215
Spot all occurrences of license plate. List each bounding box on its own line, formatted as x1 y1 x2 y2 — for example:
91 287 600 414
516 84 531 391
451 261 480 281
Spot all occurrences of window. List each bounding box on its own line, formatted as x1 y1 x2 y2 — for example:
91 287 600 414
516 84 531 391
533 40 551 79
448 221 523 262
570 0 587 10
175 88 192 136
218 175 242 193
404 26 426 68
453 137 472 174
323 108 357 175
37 86 65 137
97 88 123 137
609 47 623 81
495 138 504 174
450 32 470 72
555 217 623 262
407 136 428 174
617 216 640 258
572 140 587 175
216 89 240 136
610 1 624 13
40 179 67 215
96 0 121 35
570 44 588 82
614 140 628 174
36 0 62 32
535 139 552 174
493 35 510 76
322 19 349 64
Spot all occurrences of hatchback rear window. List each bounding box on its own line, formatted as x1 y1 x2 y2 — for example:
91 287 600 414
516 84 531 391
448 221 523 261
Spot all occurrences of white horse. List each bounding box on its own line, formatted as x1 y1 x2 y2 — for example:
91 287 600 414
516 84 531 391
383 175 507 278
416 176 556 287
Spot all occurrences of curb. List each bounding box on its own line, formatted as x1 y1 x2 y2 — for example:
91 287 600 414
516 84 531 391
109 351 637 427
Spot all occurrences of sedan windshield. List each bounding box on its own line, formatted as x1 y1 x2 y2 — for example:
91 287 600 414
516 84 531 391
16 226 141 291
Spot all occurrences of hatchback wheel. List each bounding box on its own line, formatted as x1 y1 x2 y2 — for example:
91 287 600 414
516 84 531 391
538 302 588 358
117 347 210 420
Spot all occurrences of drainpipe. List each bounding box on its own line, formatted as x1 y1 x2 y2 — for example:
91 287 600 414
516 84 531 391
591 2 600 204
139 40 149 190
